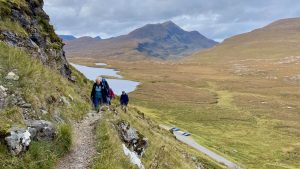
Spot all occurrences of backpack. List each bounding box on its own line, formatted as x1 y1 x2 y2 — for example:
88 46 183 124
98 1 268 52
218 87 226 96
109 88 115 98
102 79 109 94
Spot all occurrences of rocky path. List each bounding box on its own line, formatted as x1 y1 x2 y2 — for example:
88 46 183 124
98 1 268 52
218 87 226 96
56 111 101 169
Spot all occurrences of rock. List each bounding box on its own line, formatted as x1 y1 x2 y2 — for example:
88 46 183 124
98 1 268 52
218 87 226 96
68 94 74 101
117 121 148 156
5 72 19 81
22 108 32 120
40 109 48 115
28 127 37 139
196 163 205 169
25 120 56 141
137 111 145 119
0 85 8 92
53 110 64 123
60 96 70 106
20 103 32 108
46 95 57 104
69 76 76 82
5 128 31 155
0 86 8 108
192 156 197 162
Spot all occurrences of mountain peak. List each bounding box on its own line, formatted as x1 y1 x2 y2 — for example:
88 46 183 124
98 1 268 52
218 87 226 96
161 20 176 27
128 21 184 39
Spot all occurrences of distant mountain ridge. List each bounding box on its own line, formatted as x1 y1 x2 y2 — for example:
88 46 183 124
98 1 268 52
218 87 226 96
64 21 218 60
59 35 76 41
59 35 102 42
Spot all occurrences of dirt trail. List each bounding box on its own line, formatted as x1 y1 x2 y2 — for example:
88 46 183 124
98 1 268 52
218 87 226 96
56 111 101 169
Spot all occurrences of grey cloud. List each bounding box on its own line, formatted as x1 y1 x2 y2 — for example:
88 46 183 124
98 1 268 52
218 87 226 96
44 0 300 41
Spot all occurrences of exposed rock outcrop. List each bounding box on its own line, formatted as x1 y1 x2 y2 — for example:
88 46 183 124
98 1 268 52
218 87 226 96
5 120 56 155
25 120 56 141
5 128 31 155
116 120 148 156
0 0 71 78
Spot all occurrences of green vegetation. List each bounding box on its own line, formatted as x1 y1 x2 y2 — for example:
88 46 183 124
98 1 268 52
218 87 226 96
0 42 92 168
0 123 73 169
0 19 28 37
131 79 300 168
70 40 300 168
92 103 225 169
92 112 137 169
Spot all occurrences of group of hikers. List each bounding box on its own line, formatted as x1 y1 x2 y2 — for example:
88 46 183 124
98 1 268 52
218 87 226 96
91 77 129 112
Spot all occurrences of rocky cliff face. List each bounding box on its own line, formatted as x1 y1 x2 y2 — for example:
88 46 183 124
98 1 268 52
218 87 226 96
0 0 71 78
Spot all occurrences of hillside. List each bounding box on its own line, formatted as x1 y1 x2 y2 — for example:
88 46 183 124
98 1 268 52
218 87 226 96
64 21 217 60
70 17 300 169
188 17 300 62
0 0 92 168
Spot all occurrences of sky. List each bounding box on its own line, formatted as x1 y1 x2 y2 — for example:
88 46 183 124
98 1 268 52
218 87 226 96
44 0 300 42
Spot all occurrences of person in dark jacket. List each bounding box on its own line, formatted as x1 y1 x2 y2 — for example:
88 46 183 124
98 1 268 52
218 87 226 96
120 91 129 111
101 78 110 105
91 78 103 112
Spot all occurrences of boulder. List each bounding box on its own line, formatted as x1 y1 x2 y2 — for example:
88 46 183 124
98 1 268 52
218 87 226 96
5 72 19 81
5 128 31 155
117 121 148 156
25 120 56 141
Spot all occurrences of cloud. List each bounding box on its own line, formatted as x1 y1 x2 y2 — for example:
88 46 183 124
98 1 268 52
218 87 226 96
44 0 300 41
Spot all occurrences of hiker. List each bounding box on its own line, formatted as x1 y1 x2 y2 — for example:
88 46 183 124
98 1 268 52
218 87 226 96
108 88 115 105
91 77 103 112
101 78 110 105
120 91 129 111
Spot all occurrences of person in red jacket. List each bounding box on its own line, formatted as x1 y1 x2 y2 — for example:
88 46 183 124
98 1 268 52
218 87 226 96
108 88 115 105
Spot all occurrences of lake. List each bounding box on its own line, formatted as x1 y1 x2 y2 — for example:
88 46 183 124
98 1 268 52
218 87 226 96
71 63 140 95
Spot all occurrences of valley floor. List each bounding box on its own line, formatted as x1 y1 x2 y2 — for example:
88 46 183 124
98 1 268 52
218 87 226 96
69 57 300 169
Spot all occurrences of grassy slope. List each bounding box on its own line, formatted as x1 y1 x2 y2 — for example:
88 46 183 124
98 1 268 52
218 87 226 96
0 43 91 168
92 102 225 169
69 18 300 169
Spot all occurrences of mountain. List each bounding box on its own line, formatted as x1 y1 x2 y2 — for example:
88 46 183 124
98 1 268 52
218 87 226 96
59 35 76 41
130 21 218 58
64 21 217 60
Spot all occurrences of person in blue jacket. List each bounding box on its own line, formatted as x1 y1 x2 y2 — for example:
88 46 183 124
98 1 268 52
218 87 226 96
91 78 103 112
